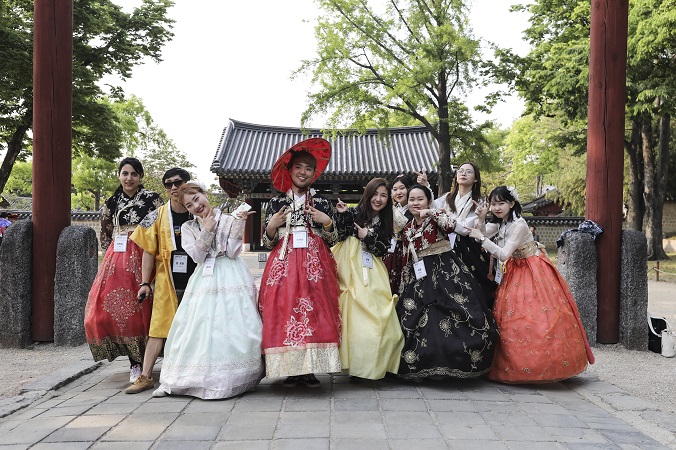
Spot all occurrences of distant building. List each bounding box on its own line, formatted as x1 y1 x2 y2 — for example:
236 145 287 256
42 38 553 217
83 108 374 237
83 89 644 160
521 194 564 217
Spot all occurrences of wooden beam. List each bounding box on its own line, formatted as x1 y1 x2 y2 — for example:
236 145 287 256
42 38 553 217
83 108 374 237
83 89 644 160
31 0 73 341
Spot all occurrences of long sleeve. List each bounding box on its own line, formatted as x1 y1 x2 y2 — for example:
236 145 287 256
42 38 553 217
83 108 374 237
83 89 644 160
100 204 113 250
181 222 215 264
225 216 245 258
362 223 390 258
428 209 456 233
481 219 531 262
262 199 281 249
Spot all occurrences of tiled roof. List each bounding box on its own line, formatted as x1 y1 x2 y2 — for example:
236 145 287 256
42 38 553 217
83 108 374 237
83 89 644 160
210 119 440 181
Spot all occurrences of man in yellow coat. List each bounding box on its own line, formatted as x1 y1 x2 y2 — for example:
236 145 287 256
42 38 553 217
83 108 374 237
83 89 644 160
126 167 197 394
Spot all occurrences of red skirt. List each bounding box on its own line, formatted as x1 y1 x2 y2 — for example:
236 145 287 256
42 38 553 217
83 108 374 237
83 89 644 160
259 232 341 377
488 253 594 383
84 239 152 362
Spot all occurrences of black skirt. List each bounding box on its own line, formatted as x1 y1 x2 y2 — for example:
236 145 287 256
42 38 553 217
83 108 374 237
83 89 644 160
396 249 499 380
454 234 498 310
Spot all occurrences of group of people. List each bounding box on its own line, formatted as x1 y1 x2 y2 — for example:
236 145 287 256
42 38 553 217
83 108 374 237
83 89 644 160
84 137 594 401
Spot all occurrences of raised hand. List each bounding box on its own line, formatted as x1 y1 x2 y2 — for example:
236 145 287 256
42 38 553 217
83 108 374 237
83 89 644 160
269 206 290 229
413 168 429 186
305 205 331 227
473 200 488 221
354 222 368 239
234 210 256 220
202 207 218 232
335 198 348 213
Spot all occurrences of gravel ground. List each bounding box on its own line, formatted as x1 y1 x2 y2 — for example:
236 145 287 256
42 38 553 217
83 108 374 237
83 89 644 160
3 279 675 414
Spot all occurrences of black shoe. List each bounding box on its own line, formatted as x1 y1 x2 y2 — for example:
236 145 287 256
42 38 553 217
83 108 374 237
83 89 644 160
282 376 301 388
302 374 321 388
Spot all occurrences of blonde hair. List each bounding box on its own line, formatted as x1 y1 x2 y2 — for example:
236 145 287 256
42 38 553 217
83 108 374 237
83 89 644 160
177 182 206 205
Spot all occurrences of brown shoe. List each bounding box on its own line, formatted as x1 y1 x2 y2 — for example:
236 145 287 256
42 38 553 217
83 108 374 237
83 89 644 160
125 375 154 394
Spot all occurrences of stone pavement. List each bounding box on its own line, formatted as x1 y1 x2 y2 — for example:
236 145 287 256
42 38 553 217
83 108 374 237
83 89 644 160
0 361 673 449
1 252 675 449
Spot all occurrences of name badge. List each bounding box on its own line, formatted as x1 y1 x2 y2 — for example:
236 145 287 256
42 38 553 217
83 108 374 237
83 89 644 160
495 263 503 284
414 260 427 280
388 237 397 253
173 254 188 273
448 232 457 248
293 230 308 248
362 251 374 269
203 257 215 277
113 235 127 253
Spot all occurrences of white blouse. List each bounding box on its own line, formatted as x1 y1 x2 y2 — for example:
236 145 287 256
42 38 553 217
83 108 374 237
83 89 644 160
180 208 246 264
480 216 534 262
431 191 478 236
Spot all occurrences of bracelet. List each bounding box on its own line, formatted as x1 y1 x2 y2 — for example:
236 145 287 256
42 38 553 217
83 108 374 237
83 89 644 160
140 282 152 288
323 220 333 230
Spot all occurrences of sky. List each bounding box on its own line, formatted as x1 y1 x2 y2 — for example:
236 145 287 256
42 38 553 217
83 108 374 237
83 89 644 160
111 0 533 184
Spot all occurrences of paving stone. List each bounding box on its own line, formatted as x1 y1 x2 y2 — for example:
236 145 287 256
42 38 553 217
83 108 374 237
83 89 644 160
42 414 125 442
134 399 190 414
271 438 329 450
275 411 330 439
283 397 330 412
383 410 435 425
101 412 179 441
390 439 449 450
0 416 73 444
419 385 467 400
481 411 538 427
89 442 153 450
462 388 510 402
219 411 279 440
598 429 668 447
437 423 497 440
232 396 284 412
501 442 564 449
37 404 93 417
332 438 390 450
161 424 221 441
507 393 554 404
471 400 522 413
211 441 270 450
426 399 476 412
385 422 442 439
332 411 387 439
374 385 422 399
602 393 659 411
333 398 380 411
543 426 610 444
379 397 428 411
85 402 140 415
332 384 377 399
31 443 93 450
447 440 508 450
434 411 485 427
153 441 213 450
530 412 587 428
520 402 571 415
183 399 236 414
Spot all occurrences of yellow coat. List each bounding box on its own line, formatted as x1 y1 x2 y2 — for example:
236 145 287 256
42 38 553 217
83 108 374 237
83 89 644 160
130 202 179 338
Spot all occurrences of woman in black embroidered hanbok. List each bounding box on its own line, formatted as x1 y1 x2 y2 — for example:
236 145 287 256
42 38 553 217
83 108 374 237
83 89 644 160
396 185 498 381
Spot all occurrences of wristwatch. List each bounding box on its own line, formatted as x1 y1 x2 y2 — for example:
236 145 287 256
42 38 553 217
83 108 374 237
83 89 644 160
140 282 151 288
479 236 485 243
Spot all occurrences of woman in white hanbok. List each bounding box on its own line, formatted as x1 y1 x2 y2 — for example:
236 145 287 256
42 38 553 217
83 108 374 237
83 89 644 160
153 183 263 399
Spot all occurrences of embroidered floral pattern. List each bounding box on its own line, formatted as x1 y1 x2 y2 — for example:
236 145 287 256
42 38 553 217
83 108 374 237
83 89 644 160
265 257 289 286
102 287 141 332
283 297 316 347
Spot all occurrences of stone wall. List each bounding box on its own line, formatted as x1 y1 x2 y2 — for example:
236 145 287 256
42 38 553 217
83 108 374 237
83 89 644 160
525 217 584 250
663 201 676 235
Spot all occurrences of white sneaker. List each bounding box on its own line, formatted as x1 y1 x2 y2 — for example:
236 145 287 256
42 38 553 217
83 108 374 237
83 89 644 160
129 364 142 383
152 388 168 397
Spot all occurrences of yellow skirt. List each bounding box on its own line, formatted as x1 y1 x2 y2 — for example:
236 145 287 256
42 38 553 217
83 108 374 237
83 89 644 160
332 237 404 379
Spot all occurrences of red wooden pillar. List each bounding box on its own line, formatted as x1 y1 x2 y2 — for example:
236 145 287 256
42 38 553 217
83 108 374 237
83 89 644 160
32 0 73 340
586 0 629 343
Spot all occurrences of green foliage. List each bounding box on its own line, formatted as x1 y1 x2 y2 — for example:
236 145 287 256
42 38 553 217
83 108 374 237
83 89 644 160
110 95 195 198
72 155 118 210
0 0 175 193
4 160 31 195
297 0 498 191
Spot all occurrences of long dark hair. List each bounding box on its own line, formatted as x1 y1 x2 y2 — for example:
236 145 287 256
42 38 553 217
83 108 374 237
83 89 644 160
488 185 522 223
408 184 433 204
446 162 481 213
357 178 393 237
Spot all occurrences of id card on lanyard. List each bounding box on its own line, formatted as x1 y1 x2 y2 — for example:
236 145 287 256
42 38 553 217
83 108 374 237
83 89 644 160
173 254 188 273
362 251 374 269
293 230 308 248
203 257 215 276
494 262 503 284
414 259 427 279
113 234 128 253
388 237 397 253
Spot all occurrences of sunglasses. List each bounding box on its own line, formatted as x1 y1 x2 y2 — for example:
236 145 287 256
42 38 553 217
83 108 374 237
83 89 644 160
163 179 185 189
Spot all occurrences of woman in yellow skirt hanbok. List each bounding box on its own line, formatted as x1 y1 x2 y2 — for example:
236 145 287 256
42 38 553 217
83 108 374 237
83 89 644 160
332 178 404 380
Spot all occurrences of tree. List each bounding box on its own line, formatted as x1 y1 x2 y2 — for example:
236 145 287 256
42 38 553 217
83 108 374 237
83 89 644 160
72 156 118 210
0 0 175 194
4 160 32 196
296 0 495 193
111 95 195 197
497 0 676 259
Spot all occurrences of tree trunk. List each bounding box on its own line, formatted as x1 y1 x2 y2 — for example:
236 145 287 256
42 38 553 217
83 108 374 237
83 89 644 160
648 112 670 260
625 118 644 230
0 125 30 194
642 115 667 260
436 76 452 195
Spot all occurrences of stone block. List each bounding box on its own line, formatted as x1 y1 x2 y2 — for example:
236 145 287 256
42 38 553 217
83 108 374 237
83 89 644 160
619 230 648 351
557 232 597 345
0 219 33 348
54 226 98 346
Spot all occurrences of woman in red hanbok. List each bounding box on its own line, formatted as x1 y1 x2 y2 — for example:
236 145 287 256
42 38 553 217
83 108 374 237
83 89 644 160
258 138 342 388
85 158 162 382
469 186 595 383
